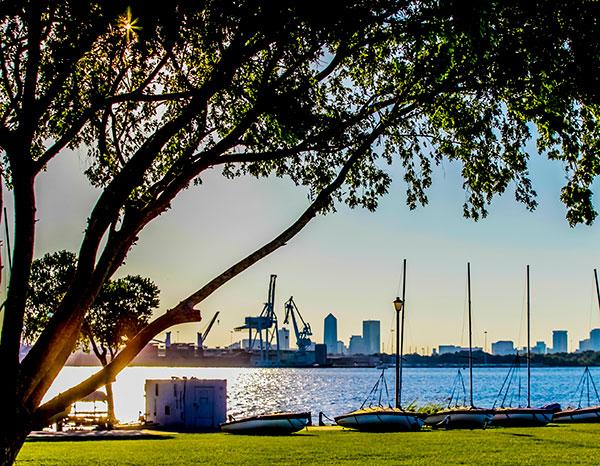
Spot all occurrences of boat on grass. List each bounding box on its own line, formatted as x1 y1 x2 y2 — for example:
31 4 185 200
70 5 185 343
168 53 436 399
424 263 493 429
335 406 425 431
555 271 600 423
424 369 494 429
335 259 424 432
220 412 311 434
425 406 495 429
491 266 556 427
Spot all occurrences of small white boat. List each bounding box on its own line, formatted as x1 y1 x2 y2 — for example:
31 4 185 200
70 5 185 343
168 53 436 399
553 405 600 423
335 407 425 431
425 407 494 429
492 407 554 427
220 412 310 435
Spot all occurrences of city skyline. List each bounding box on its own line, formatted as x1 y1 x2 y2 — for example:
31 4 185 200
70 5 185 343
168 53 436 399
1 142 599 352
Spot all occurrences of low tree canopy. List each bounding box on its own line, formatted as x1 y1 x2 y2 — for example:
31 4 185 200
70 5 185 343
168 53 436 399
1 1 599 463
24 250 159 424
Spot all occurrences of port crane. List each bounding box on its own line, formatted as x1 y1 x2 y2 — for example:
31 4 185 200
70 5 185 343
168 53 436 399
283 297 312 352
234 274 280 363
197 310 220 349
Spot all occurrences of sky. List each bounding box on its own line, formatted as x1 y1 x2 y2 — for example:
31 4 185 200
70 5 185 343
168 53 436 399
2 139 599 354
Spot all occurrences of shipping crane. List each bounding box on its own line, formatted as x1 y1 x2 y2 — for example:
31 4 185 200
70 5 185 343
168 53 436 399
197 311 220 349
283 297 312 352
234 274 280 363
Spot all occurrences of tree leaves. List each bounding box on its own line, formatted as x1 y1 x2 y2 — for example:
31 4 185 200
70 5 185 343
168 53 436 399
24 251 159 359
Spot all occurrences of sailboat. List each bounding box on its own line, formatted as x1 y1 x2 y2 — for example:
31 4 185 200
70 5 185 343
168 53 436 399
492 265 556 427
554 269 600 423
335 259 426 431
424 263 494 429
220 411 311 434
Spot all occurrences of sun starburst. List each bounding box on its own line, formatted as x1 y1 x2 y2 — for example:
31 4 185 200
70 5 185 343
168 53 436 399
118 6 141 42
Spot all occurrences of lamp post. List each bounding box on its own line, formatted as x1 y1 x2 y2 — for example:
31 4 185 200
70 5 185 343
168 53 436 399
393 296 403 409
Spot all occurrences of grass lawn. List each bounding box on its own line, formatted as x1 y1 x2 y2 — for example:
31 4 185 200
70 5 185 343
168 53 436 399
15 424 600 465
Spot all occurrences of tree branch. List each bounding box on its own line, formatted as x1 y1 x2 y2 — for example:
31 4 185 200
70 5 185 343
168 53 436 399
33 116 388 422
35 303 202 422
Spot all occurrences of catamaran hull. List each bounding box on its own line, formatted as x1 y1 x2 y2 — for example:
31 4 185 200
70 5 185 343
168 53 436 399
335 410 425 431
220 412 310 435
425 410 494 429
492 409 553 427
553 406 600 423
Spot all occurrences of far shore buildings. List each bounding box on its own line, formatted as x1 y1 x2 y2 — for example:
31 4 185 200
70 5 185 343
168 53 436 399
551 330 568 354
362 320 381 354
491 340 515 356
577 328 600 353
349 335 366 354
532 341 547 354
437 345 483 355
324 313 338 354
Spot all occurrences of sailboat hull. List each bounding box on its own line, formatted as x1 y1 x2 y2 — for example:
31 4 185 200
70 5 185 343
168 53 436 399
335 408 425 431
220 412 310 434
553 406 600 423
492 408 553 427
425 409 494 429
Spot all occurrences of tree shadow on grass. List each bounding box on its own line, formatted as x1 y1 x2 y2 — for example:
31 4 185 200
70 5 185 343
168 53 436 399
26 431 174 442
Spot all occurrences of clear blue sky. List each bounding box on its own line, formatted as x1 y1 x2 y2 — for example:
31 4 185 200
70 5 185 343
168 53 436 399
2 140 599 353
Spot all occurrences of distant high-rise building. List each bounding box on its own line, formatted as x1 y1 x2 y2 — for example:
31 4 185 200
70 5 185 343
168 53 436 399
491 340 515 356
362 320 381 354
590 329 600 351
324 313 338 354
278 328 290 350
438 345 461 355
336 340 346 355
552 330 568 353
578 338 592 352
531 341 547 355
349 335 366 354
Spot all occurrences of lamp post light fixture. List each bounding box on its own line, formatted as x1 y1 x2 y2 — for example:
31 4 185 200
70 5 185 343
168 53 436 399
393 296 403 409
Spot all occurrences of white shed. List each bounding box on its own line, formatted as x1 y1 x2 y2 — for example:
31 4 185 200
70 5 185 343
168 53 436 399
145 378 226 430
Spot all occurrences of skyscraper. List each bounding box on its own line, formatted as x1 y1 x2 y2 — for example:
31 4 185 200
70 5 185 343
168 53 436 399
552 330 568 353
362 320 381 354
349 335 366 354
590 329 600 351
324 313 338 354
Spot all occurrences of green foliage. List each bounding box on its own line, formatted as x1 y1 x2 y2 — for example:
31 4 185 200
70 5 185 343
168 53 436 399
87 275 159 360
24 251 159 358
2 1 599 226
23 251 77 345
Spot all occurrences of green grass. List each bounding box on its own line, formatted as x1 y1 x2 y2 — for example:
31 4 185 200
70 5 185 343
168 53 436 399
16 424 600 465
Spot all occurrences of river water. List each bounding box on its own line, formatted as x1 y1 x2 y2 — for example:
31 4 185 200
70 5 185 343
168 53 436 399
45 366 600 423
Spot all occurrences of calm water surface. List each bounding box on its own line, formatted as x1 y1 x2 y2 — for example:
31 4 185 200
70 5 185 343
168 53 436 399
45 366 600 423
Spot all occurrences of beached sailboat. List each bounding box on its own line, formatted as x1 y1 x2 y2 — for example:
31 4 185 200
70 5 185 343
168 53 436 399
554 366 600 423
424 263 494 429
220 412 311 434
554 269 600 423
492 265 556 427
335 259 426 431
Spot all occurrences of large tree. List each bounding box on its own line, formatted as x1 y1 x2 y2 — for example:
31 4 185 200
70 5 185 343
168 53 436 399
1 0 599 462
24 251 159 425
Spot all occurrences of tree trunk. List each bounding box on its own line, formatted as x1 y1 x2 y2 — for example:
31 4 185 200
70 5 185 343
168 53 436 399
0 407 32 466
105 382 116 428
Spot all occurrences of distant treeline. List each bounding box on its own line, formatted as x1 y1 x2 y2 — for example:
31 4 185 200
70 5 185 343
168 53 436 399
379 350 600 367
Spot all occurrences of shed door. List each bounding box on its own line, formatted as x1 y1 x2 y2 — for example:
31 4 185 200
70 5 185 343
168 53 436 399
192 387 214 428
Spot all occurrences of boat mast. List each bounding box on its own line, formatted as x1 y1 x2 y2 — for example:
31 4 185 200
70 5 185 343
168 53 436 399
595 269 600 313
467 262 473 408
527 264 531 409
394 259 406 409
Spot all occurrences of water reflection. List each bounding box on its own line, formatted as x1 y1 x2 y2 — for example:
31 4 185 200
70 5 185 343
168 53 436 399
44 366 600 423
